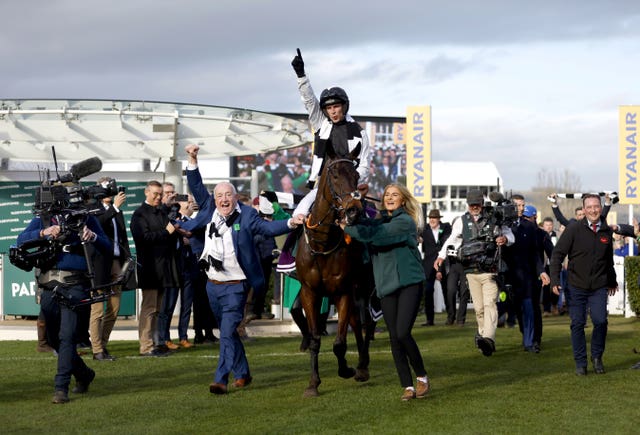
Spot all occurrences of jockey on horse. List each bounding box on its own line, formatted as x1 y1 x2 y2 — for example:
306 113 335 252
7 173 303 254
276 48 372 273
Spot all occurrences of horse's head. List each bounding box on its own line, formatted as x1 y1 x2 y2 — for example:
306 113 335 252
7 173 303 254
321 145 363 226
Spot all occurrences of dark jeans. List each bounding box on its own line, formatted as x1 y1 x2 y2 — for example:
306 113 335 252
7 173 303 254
568 286 608 368
179 273 196 341
380 282 427 388
513 279 543 347
40 285 93 393
158 287 179 343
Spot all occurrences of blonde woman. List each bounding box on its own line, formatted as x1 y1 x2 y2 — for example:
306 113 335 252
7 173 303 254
342 183 429 401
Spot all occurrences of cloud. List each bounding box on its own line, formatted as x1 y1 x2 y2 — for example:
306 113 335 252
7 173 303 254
2 1 639 192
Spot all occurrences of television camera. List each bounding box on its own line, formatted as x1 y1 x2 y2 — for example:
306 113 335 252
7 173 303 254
9 148 133 308
457 191 517 272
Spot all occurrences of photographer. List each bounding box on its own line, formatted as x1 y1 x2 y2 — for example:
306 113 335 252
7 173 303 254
434 189 514 357
155 181 183 350
90 177 131 361
17 211 111 404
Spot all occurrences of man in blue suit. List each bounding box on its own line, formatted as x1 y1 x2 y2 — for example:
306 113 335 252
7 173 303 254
182 144 303 394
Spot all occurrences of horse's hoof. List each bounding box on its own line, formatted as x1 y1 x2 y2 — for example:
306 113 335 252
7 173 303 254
354 369 370 382
338 367 356 379
303 387 319 398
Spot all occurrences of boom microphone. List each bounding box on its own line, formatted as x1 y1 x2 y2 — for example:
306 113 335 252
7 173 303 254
59 157 103 182
488 191 505 203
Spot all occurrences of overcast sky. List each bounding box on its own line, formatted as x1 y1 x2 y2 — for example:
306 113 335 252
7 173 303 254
2 0 639 191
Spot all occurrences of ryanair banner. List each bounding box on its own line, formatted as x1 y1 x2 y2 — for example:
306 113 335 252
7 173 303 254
619 106 640 204
406 106 431 203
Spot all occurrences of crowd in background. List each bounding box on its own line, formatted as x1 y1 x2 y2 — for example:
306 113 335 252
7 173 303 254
235 141 406 202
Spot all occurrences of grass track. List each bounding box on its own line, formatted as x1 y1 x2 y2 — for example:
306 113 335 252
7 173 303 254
1 314 639 434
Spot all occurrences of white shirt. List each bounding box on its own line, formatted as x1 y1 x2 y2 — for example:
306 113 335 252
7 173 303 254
104 203 120 257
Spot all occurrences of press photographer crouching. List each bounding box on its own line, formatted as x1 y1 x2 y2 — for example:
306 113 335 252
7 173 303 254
434 189 514 357
13 156 112 404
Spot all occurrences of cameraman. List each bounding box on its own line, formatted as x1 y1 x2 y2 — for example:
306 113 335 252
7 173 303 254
17 213 111 404
434 189 514 357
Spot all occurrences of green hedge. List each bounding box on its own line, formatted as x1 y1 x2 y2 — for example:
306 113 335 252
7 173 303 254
623 256 640 315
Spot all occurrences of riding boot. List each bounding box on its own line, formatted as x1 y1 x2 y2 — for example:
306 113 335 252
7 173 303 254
36 319 54 353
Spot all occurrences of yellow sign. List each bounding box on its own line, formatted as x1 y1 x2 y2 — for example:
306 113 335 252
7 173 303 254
619 106 640 204
406 106 431 203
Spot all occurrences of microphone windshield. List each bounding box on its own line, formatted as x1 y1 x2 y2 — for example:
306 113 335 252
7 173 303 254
488 191 504 203
61 157 103 182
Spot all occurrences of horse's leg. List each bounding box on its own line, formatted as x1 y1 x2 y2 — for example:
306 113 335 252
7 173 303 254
333 294 356 379
300 287 321 397
350 296 370 382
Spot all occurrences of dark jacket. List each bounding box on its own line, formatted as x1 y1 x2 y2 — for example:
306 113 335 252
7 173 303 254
504 219 544 298
130 202 180 289
344 208 425 298
421 222 452 277
549 218 631 290
94 203 132 285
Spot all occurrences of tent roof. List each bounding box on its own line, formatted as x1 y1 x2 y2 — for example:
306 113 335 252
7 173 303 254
0 99 312 163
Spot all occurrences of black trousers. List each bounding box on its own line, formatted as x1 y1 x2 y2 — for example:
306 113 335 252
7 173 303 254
380 282 427 388
446 262 470 324
422 263 436 324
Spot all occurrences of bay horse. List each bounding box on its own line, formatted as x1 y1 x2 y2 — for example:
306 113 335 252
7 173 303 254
296 145 372 397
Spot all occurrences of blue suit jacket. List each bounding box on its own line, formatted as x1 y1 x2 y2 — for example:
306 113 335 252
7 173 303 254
182 166 291 291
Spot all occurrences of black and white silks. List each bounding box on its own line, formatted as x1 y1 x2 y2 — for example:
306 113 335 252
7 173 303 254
297 75 371 184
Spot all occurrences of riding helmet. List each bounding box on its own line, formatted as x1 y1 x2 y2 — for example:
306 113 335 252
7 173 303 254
319 87 349 114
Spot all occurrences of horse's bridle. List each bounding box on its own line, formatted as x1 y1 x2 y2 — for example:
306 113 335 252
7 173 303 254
303 158 362 255
324 157 362 219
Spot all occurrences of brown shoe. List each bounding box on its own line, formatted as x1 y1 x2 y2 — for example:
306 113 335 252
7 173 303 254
232 376 253 388
37 344 55 353
165 340 179 350
401 388 416 401
416 379 430 398
180 339 193 349
209 383 227 395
